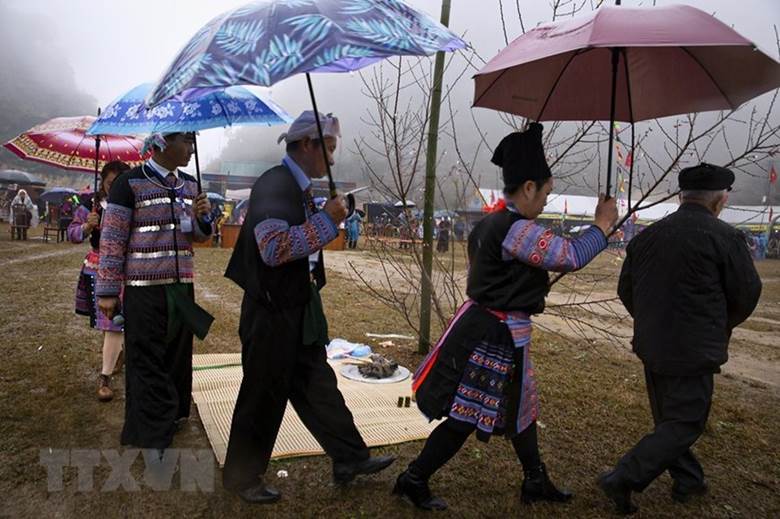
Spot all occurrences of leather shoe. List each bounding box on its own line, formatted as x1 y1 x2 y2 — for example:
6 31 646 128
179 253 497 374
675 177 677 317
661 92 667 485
97 374 113 402
235 481 281 505
672 481 708 503
598 471 638 515
333 455 396 484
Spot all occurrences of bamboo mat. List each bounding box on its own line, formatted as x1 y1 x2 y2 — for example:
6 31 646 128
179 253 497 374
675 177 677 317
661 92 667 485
191 353 437 466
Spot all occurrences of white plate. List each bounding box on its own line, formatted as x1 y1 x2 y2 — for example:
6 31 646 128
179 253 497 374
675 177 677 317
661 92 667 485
339 364 411 384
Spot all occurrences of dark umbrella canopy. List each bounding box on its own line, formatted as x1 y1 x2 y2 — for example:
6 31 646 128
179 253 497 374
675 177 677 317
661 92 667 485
39 187 78 204
0 169 47 186
473 4 780 196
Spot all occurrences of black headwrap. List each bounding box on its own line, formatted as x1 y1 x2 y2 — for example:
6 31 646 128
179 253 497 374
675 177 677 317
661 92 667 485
491 122 552 190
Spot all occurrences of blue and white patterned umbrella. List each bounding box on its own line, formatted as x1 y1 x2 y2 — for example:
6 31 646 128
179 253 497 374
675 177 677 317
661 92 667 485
87 83 291 136
146 0 466 106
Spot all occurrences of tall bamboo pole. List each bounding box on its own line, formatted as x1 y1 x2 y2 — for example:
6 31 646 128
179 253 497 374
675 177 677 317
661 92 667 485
418 0 452 354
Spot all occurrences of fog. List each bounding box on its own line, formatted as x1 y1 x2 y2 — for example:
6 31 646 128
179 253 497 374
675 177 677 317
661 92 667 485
1 0 778 204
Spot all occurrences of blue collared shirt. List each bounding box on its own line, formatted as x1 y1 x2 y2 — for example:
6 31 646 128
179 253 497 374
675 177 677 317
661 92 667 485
282 155 311 192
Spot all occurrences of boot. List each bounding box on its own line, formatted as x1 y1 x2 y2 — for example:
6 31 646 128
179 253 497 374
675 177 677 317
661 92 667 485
598 471 638 515
521 463 573 504
392 466 447 511
97 374 113 402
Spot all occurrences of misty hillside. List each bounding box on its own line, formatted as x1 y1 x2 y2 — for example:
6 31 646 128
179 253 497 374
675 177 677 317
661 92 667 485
0 4 97 189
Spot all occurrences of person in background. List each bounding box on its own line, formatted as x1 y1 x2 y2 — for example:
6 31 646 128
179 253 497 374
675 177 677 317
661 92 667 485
11 189 35 240
345 210 362 249
68 161 130 401
59 195 76 242
599 164 762 514
394 123 618 511
453 218 465 241
436 217 451 253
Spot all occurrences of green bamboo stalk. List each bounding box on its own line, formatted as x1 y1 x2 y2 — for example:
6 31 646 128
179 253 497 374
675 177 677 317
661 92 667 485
418 0 452 354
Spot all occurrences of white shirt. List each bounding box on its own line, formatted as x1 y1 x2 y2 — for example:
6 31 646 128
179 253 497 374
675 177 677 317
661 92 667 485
147 158 179 179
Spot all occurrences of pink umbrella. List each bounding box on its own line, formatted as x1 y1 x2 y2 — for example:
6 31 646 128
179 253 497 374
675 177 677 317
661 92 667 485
473 3 780 195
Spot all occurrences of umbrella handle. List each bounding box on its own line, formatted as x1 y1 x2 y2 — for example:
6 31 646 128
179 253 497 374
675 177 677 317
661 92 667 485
194 133 203 194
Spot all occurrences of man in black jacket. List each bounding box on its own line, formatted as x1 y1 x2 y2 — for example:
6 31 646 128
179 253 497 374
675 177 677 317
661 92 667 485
221 111 394 504
599 163 762 514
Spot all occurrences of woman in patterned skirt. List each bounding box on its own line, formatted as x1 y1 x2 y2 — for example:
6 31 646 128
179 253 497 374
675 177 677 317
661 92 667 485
393 124 618 511
68 161 130 401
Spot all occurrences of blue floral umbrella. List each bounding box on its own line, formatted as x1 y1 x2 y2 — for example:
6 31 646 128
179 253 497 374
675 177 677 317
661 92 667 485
147 0 466 197
87 83 291 136
88 82 292 192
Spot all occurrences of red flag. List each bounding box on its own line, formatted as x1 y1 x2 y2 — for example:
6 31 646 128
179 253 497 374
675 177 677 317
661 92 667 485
625 151 633 168
770 164 778 184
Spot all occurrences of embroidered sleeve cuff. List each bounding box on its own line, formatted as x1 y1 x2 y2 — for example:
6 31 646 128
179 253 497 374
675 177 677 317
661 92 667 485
95 280 122 297
314 211 339 243
571 225 608 267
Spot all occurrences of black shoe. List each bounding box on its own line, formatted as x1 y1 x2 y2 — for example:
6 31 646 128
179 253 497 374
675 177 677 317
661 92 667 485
174 417 189 432
235 480 281 505
392 468 447 511
333 455 396 485
521 463 573 504
672 481 708 503
598 471 638 515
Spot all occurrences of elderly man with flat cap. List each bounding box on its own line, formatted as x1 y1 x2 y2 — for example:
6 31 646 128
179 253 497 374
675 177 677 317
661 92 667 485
599 163 762 514
222 111 394 504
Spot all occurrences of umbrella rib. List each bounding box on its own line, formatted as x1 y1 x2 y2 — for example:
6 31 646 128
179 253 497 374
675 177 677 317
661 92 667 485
473 69 509 108
679 46 734 109
536 49 590 121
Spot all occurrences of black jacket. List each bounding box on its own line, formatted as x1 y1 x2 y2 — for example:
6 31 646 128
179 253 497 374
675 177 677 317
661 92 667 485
224 165 325 309
467 210 550 314
618 203 761 375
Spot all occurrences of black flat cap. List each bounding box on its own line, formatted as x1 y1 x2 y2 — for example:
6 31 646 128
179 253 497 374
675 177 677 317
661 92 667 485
491 123 552 189
678 163 735 191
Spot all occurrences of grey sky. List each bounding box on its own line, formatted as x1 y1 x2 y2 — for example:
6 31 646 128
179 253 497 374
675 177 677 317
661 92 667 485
2 0 778 188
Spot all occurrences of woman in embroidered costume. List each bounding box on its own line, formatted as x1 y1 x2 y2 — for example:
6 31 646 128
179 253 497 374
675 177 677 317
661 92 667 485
68 161 130 402
393 123 618 511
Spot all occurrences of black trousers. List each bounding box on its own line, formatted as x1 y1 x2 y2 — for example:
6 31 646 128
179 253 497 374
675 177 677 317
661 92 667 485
411 418 541 479
121 285 193 449
222 294 369 491
615 367 713 492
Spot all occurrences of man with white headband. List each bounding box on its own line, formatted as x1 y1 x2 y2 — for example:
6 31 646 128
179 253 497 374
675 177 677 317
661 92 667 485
222 111 395 504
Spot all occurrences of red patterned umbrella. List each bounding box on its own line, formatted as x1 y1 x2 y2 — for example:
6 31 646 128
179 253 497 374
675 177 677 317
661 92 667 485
3 116 149 173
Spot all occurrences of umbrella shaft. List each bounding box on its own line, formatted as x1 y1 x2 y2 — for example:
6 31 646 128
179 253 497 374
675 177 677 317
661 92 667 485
305 73 337 198
605 47 621 197
94 135 101 206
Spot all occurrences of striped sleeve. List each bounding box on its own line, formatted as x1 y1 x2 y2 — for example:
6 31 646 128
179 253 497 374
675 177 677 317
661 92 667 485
502 220 607 272
254 211 338 267
96 204 132 296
